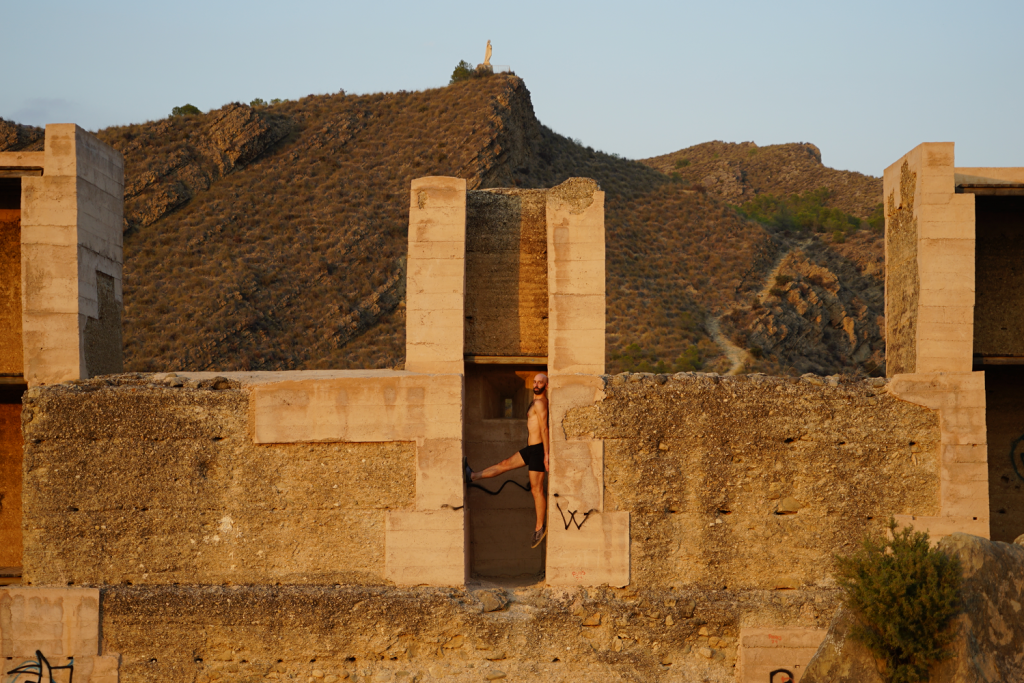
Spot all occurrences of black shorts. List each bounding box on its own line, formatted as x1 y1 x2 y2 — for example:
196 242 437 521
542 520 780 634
520 443 547 472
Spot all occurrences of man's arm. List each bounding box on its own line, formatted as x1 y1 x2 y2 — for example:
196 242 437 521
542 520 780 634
538 400 550 471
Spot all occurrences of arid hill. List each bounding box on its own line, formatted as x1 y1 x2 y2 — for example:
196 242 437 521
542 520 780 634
1 77 886 376
641 140 883 221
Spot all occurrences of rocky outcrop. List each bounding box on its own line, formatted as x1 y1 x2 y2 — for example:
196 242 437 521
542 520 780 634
803 533 1024 683
641 140 882 220
721 232 885 376
108 103 291 233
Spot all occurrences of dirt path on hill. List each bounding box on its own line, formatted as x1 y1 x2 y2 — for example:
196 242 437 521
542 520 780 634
707 317 749 375
709 237 814 374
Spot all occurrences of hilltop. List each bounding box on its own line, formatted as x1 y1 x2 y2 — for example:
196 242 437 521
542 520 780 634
641 140 883 221
1 77 886 376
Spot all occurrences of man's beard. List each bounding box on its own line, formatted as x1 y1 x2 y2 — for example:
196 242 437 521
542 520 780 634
533 387 545 395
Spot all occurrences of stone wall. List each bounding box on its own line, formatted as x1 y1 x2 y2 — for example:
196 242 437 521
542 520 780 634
563 373 943 590
884 160 920 375
464 189 548 357
99 584 838 683
20 378 416 586
974 196 1024 356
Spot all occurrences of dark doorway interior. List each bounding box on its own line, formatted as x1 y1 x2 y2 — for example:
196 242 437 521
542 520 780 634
465 363 547 579
985 366 1024 542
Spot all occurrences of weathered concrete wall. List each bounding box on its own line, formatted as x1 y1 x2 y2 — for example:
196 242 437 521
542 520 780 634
985 366 1024 542
564 373 943 590
0 403 22 567
0 208 21 375
974 196 1024 356
100 584 839 683
884 143 976 376
21 377 416 586
883 158 920 375
464 189 548 357
7 124 125 386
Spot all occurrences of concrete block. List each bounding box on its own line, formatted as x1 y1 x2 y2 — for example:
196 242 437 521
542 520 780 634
385 510 465 586
894 514 989 542
549 259 604 296
416 438 463 511
920 143 955 169
942 444 988 464
408 240 464 261
252 374 463 443
917 286 975 308
74 655 120 683
0 151 44 167
21 312 81 385
736 628 827 683
43 124 80 177
405 292 464 312
21 177 78 229
0 587 100 658
916 306 973 325
406 274 465 296
547 511 629 587
549 442 603 513
549 335 605 375
916 321 973 342
548 294 605 334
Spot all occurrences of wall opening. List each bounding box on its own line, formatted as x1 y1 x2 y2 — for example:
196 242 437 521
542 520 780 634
985 365 1024 542
0 177 22 378
974 196 1024 358
0 380 24 582
465 362 547 580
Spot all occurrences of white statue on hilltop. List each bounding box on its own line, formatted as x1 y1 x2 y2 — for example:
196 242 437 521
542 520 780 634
484 40 492 66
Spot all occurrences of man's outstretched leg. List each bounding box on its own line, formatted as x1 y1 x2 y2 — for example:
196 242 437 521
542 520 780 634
529 470 546 548
466 452 525 482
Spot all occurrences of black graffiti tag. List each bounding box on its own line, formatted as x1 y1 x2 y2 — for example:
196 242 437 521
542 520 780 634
1011 434 1024 482
556 502 596 530
6 650 75 683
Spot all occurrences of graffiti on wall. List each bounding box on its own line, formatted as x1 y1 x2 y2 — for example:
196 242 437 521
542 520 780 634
5 650 74 683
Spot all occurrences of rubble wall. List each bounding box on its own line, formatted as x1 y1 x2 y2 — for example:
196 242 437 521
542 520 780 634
20 377 416 586
464 188 548 357
563 373 943 590
100 583 839 683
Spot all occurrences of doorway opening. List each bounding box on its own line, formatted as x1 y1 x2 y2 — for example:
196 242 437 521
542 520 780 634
465 362 547 580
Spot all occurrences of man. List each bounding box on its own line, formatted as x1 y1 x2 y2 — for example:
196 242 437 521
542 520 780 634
465 373 550 547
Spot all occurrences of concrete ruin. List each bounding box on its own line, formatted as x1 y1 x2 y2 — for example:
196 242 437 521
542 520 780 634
0 139 1016 682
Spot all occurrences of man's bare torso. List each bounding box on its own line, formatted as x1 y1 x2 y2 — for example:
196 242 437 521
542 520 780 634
527 395 547 446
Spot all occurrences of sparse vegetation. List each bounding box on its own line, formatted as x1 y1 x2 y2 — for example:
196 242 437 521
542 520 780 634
170 104 201 117
737 187 862 238
835 518 962 683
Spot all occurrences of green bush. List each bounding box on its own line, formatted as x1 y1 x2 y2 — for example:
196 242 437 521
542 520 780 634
835 518 962 683
250 98 268 108
170 104 201 117
737 187 861 237
449 60 475 84
868 202 885 232
674 158 690 168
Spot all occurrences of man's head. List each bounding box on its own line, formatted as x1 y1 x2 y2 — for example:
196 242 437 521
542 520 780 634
533 373 548 396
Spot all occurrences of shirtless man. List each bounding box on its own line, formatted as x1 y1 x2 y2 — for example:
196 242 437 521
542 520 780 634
465 373 550 547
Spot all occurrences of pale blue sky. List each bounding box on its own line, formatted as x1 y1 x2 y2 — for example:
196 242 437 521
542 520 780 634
4 0 1022 176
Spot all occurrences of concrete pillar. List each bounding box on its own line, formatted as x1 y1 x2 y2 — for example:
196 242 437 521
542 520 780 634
543 178 629 587
14 124 124 386
405 176 466 375
884 142 975 376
